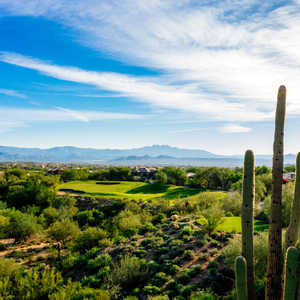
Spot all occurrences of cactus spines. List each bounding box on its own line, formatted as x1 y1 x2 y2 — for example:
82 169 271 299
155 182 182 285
266 85 286 300
235 256 248 300
285 153 300 251
242 150 255 300
283 247 299 300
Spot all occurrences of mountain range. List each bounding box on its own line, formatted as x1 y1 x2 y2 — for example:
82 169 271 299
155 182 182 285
0 145 296 167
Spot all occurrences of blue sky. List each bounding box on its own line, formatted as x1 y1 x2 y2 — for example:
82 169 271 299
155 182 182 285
0 0 300 155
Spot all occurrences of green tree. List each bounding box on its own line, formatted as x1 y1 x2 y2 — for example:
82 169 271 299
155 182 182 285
201 204 225 235
48 219 80 247
155 170 167 184
5 210 41 242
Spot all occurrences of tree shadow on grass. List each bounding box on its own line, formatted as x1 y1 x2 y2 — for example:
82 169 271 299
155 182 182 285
127 183 170 194
254 220 269 232
163 188 202 199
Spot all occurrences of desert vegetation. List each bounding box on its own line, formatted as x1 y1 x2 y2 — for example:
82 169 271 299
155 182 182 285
0 87 299 300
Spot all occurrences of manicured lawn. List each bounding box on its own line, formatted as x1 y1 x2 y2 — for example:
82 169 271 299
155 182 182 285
57 180 205 201
217 216 269 233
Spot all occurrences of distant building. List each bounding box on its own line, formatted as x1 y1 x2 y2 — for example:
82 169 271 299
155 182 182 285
186 172 196 178
283 172 295 182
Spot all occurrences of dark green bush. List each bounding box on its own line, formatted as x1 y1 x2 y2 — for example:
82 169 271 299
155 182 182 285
139 222 155 234
143 285 161 295
152 213 167 225
74 227 108 253
161 263 180 275
183 249 195 260
152 272 169 286
177 271 190 284
5 210 41 242
87 254 112 271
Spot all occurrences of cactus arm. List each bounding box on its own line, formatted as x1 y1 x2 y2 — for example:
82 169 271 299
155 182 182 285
242 150 255 300
285 153 300 251
235 256 248 300
266 85 286 300
283 247 299 300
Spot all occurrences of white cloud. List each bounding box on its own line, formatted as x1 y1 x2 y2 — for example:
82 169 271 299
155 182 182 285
1 1 300 125
219 124 252 133
0 106 143 132
0 52 272 122
0 88 27 98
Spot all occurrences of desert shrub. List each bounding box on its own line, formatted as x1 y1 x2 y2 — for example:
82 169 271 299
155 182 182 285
183 249 195 260
161 263 180 275
139 222 155 234
49 280 110 300
76 209 104 227
152 213 167 225
181 284 197 297
143 285 161 295
180 226 194 237
134 249 147 258
223 232 268 280
177 271 190 284
117 209 151 237
87 254 112 272
107 255 149 292
48 218 80 246
148 296 169 300
189 264 202 276
0 266 64 299
0 258 22 279
190 291 215 300
169 239 184 247
152 272 169 286
5 210 41 242
74 227 108 253
42 207 60 226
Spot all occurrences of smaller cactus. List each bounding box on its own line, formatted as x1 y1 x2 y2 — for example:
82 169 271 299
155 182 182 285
242 150 255 300
235 256 248 300
282 247 299 300
285 152 300 251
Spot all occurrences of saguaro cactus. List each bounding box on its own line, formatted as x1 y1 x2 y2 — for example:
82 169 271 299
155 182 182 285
235 256 248 300
285 152 300 251
242 150 255 300
282 247 299 300
266 85 286 300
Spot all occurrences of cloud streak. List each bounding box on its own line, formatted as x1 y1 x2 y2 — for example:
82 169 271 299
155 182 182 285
0 52 272 122
1 1 300 128
0 88 27 98
0 106 143 131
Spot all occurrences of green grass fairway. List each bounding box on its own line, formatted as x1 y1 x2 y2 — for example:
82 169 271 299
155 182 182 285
57 180 206 201
217 216 269 233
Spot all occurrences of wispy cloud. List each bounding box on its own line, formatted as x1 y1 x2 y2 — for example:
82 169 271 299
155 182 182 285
0 106 143 132
219 124 252 133
0 52 272 123
0 88 27 98
1 1 300 128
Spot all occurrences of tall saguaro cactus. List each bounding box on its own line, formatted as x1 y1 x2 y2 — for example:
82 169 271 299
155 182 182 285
242 150 255 300
266 85 286 300
235 256 248 300
285 152 300 251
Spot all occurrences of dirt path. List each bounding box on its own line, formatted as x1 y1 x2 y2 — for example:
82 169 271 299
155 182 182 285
0 242 52 259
